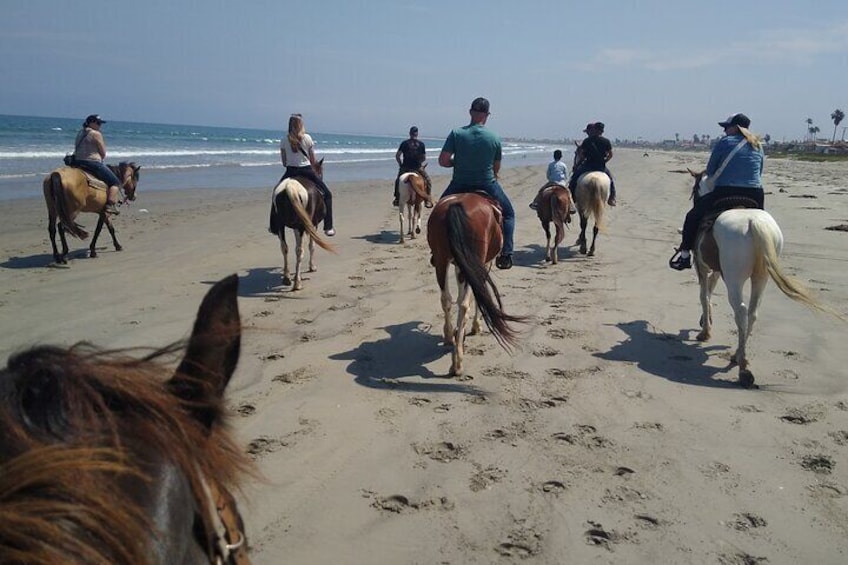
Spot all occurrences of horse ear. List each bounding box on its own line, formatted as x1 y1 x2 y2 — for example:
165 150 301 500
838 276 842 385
169 274 241 428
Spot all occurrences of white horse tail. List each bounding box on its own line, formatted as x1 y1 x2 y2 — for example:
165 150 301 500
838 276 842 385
588 175 606 231
285 184 335 253
750 216 839 318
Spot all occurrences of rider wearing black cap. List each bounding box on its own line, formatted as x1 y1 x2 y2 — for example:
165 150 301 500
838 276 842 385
568 121 617 206
393 126 431 207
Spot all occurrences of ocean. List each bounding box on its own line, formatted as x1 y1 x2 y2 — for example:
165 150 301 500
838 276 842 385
0 114 559 202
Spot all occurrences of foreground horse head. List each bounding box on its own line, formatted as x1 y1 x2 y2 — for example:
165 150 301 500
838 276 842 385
42 162 141 264
398 167 431 244
684 170 837 387
271 159 335 291
535 183 573 264
426 193 526 376
0 275 253 564
574 171 610 256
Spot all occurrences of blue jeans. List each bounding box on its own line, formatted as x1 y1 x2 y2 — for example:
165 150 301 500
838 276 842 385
441 180 515 256
72 159 121 188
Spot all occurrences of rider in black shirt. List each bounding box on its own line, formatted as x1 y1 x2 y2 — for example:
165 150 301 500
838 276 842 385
393 126 432 207
568 122 617 206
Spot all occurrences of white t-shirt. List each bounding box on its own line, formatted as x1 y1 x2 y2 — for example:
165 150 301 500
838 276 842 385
280 133 314 167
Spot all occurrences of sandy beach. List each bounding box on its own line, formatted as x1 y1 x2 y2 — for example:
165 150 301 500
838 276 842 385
2 148 848 564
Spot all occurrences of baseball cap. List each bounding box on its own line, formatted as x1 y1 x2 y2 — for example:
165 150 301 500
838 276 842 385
594 122 605 131
85 114 105 125
583 122 595 133
409 126 418 135
718 113 750 129
470 97 490 114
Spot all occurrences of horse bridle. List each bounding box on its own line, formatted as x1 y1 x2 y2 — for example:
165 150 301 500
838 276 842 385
198 471 250 565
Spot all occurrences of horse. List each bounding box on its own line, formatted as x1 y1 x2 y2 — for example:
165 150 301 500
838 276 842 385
42 162 141 264
574 171 610 256
0 275 253 564
397 165 433 244
534 183 573 264
426 193 526 376
270 159 335 291
684 169 835 387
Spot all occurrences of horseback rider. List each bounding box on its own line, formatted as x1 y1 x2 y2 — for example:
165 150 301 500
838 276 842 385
69 114 122 215
669 113 764 270
393 126 432 207
568 122 617 206
438 97 516 270
270 113 335 237
529 149 569 210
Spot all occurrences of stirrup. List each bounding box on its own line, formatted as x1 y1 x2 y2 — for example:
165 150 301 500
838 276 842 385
668 248 691 270
529 201 539 210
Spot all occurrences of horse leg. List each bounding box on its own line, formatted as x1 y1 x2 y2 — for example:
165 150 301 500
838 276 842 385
48 218 64 264
588 224 599 256
542 220 552 262
553 219 565 265
696 270 720 341
279 231 292 286
58 223 70 263
437 265 454 345
398 205 405 244
89 214 106 258
578 214 588 254
414 203 422 235
307 234 317 273
470 302 481 336
725 279 753 386
451 280 473 377
293 230 305 291
105 216 122 252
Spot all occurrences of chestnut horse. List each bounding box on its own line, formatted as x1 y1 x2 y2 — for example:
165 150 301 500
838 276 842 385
574 171 609 256
685 169 838 387
427 193 525 376
397 165 433 243
0 275 253 564
271 159 335 291
535 183 573 264
42 162 141 264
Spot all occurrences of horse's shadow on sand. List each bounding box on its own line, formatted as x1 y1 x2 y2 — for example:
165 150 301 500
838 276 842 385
351 230 404 245
595 320 740 389
330 321 484 395
1 250 99 269
201 267 291 298
514 243 580 268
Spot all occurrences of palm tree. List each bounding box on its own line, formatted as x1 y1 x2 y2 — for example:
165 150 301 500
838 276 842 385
809 126 820 142
806 117 813 141
831 109 844 142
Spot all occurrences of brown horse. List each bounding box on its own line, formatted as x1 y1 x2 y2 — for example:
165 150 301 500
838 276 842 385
42 162 141 264
427 193 525 376
535 183 573 264
270 159 335 291
574 171 610 256
397 165 433 244
0 275 253 564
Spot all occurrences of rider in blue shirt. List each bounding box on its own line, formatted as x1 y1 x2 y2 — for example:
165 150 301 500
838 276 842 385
669 113 764 270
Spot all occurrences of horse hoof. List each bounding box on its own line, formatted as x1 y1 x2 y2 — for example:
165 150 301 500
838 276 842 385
416 227 421 234
282 276 292 286
587 250 595 257
696 331 710 342
738 370 756 388
89 251 98 258
115 245 123 252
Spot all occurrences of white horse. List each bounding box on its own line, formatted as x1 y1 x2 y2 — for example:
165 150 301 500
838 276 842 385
397 168 432 244
685 169 832 387
574 171 610 256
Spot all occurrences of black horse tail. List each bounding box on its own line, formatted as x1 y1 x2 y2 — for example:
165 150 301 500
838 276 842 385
445 203 524 351
51 172 89 240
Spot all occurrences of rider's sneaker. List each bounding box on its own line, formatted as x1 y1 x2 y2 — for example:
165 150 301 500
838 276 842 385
668 249 691 270
324 228 336 237
104 203 120 216
392 198 399 207
495 254 513 270
424 200 434 209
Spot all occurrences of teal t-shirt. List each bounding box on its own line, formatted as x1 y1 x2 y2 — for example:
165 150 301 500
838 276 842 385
441 124 502 185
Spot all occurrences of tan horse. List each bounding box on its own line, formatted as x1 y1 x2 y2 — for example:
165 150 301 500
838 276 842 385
427 193 526 376
574 171 609 256
535 183 573 264
398 165 433 243
270 159 335 291
42 162 141 264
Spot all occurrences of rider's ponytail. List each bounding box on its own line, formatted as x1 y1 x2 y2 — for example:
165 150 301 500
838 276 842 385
738 126 762 151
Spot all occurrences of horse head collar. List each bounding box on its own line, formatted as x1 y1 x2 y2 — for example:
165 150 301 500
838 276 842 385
198 470 250 565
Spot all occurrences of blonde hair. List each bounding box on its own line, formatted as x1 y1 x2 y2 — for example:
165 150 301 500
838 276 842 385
287 114 305 152
737 126 762 151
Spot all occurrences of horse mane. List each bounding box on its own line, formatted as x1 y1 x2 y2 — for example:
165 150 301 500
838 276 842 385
0 343 253 564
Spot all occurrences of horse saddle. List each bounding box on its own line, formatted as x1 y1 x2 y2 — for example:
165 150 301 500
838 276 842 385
64 166 110 191
696 196 761 271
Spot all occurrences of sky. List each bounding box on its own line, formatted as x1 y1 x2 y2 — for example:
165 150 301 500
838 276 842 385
1 0 846 142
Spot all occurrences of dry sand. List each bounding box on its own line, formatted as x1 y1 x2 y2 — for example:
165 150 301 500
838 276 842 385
2 149 848 564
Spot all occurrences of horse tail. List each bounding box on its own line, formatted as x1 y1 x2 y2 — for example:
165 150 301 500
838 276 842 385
285 185 335 253
407 174 431 205
550 190 567 225
750 216 842 319
445 203 525 350
51 172 89 240
591 176 607 230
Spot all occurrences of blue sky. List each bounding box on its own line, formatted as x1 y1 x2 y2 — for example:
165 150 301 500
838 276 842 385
1 0 846 142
